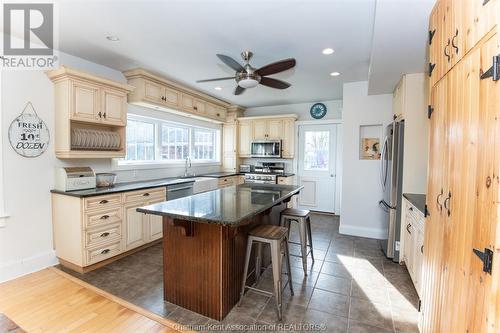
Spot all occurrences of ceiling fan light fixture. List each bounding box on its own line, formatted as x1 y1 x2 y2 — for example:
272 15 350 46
238 78 259 89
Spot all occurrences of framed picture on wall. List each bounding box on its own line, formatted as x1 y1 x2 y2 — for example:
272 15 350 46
360 137 381 160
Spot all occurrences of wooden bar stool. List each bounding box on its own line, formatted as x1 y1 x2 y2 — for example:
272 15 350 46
239 224 294 321
280 208 314 275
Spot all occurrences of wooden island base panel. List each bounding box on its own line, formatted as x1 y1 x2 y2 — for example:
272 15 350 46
137 183 303 321
163 216 259 320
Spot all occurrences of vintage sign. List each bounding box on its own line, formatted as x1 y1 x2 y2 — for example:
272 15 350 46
8 102 50 157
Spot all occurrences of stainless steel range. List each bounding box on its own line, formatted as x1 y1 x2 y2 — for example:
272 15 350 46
244 173 277 184
244 162 285 184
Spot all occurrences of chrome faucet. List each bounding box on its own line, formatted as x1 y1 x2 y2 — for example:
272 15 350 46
184 156 192 177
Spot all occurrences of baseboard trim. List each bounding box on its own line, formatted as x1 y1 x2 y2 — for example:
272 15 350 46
339 224 387 239
0 250 58 283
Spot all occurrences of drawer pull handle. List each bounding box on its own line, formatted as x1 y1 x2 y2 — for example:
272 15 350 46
421 245 424 254
143 193 150 196
99 200 109 204
100 232 110 237
406 223 412 235
101 249 110 254
100 215 110 220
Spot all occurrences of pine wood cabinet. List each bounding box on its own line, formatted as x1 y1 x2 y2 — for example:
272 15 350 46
237 115 297 158
124 69 229 123
422 3 499 331
46 66 133 159
51 186 166 273
222 122 239 172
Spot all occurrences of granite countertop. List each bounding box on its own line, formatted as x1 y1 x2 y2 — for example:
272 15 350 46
137 183 303 226
51 178 195 198
403 193 426 214
200 172 242 178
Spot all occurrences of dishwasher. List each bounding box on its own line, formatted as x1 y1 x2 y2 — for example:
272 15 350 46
166 182 194 200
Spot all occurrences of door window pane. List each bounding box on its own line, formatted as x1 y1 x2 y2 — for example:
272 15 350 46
304 131 329 170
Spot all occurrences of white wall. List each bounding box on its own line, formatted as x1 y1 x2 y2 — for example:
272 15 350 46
0 52 221 282
340 81 393 239
245 100 342 121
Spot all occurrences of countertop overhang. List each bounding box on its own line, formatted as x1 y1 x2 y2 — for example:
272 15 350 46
137 183 303 226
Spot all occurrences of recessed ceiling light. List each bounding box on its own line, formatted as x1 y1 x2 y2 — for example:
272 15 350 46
330 72 341 76
322 48 335 55
106 35 120 41
214 86 222 91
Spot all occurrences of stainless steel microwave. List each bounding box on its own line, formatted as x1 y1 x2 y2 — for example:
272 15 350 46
251 140 282 158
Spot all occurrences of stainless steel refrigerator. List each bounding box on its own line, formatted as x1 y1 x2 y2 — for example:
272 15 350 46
379 121 404 262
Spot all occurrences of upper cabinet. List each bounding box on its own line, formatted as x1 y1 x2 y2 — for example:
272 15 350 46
237 115 297 159
428 0 498 87
123 69 229 123
46 66 134 159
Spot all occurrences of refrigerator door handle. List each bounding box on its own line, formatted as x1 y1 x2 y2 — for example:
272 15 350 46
380 136 388 191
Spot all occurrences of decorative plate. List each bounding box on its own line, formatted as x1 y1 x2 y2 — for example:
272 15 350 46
310 103 327 119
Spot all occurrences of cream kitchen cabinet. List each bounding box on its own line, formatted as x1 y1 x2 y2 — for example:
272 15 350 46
402 196 425 297
238 120 253 157
237 115 297 159
123 69 230 123
218 175 244 188
222 122 239 172
46 66 133 159
51 186 166 273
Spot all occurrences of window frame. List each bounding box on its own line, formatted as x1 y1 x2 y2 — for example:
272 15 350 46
113 114 221 170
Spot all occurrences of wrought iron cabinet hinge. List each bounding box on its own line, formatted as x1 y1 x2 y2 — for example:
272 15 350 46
480 55 499 81
424 204 430 217
429 63 436 77
473 247 493 274
429 29 436 45
427 105 434 119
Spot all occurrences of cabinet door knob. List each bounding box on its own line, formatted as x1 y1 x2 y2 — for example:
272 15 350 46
193 106 198 110
406 223 412 234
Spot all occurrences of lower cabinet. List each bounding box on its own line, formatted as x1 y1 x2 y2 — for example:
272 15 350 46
52 186 166 272
218 175 244 188
402 197 425 297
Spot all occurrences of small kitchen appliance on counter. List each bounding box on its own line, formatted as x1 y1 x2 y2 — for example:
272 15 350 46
96 173 117 188
239 164 252 173
54 167 96 191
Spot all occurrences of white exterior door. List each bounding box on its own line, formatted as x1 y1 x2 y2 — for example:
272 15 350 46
297 124 338 213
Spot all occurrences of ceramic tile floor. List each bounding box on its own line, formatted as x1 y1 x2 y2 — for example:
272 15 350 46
60 214 420 332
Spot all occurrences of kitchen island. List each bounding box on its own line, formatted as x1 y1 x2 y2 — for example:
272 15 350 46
137 183 302 320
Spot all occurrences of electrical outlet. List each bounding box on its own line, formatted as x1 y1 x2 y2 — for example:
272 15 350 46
395 241 400 251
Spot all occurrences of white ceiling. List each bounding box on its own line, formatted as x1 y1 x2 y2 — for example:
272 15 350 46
55 0 433 108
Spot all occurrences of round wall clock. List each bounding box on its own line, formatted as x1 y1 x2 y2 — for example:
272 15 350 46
310 103 327 119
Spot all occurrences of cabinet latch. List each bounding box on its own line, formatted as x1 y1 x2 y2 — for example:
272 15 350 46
480 55 499 81
427 105 434 119
428 29 436 45
473 247 493 274
429 63 436 77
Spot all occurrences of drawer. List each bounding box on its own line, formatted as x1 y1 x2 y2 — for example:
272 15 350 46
85 223 121 248
85 241 121 265
123 187 166 203
85 207 122 229
84 194 122 211
218 177 236 187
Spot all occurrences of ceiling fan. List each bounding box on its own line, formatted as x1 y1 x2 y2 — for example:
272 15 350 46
197 51 296 95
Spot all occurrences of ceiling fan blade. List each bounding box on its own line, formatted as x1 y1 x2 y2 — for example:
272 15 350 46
196 77 234 83
256 58 296 76
216 54 245 72
259 77 291 89
234 86 245 95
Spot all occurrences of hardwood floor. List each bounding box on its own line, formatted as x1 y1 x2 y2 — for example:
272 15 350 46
0 268 185 333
